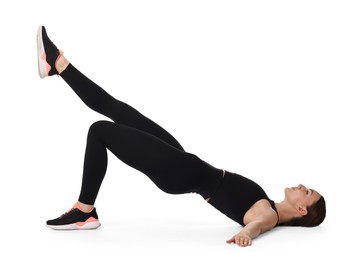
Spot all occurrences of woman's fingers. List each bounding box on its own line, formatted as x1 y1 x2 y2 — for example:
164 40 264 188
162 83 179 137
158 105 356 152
226 235 252 247
237 237 252 247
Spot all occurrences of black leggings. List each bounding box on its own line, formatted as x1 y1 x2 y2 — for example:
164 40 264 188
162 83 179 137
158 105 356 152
60 64 223 205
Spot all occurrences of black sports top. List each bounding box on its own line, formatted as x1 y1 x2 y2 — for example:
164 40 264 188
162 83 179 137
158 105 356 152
207 170 278 226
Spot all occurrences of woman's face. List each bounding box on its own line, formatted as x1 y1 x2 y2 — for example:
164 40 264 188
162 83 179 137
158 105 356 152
285 184 321 212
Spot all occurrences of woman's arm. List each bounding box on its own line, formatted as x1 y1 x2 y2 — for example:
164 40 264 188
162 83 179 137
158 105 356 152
226 212 277 247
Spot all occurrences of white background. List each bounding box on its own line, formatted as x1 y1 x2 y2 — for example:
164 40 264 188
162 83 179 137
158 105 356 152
1 0 356 259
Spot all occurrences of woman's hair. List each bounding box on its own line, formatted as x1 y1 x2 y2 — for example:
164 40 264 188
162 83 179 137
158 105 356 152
280 196 326 227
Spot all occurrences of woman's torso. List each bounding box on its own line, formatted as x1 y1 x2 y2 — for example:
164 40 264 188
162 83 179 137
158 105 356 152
205 169 278 226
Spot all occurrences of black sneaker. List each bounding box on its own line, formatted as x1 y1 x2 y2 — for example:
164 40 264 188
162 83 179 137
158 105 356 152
37 25 63 78
46 203 101 230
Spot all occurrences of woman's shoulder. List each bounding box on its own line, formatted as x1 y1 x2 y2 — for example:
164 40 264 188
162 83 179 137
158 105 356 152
243 199 279 228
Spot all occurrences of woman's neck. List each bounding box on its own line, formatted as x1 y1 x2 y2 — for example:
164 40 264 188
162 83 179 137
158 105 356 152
274 201 298 225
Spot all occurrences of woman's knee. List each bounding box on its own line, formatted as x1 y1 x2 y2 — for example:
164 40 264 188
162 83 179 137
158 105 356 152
88 120 114 137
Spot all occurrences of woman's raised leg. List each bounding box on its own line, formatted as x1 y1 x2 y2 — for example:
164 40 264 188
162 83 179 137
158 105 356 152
59 61 185 151
37 25 184 151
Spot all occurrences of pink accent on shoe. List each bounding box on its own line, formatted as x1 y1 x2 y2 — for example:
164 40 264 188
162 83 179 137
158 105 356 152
41 52 52 75
76 217 98 227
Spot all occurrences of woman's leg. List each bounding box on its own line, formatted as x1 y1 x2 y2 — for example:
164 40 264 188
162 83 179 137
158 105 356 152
58 57 184 151
78 120 204 205
46 118 222 229
38 25 183 151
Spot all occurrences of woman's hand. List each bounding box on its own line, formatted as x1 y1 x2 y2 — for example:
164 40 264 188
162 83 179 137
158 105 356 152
226 205 278 247
226 233 252 247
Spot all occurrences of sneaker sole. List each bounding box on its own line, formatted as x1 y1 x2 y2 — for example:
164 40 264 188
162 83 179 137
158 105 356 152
37 25 48 79
46 219 101 230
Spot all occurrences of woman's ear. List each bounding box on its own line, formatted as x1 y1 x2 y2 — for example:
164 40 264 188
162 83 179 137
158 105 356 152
296 205 308 216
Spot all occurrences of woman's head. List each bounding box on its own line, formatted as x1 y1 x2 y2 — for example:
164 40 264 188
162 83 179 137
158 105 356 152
281 184 326 227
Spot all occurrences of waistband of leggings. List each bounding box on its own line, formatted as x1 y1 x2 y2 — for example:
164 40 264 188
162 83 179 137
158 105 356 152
205 169 226 201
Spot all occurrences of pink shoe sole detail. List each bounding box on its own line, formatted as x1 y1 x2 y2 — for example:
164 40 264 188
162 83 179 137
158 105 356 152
76 217 98 227
46 218 101 230
41 52 52 75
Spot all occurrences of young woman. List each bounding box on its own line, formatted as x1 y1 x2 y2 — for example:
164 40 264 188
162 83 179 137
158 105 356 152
37 25 326 247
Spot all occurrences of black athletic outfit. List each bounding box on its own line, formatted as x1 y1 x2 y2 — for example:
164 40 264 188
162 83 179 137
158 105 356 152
60 64 278 226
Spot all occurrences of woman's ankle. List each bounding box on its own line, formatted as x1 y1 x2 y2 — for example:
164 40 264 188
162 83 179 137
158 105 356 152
77 201 95 213
55 55 70 74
